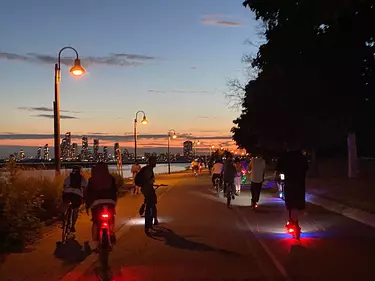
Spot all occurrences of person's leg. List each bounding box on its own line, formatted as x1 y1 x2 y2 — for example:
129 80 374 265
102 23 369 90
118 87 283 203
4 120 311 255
144 200 153 233
71 207 79 232
250 182 256 205
91 207 99 250
254 182 262 203
235 176 241 194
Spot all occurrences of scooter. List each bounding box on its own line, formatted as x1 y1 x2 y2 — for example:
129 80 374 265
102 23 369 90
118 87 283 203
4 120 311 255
278 173 285 200
285 210 301 240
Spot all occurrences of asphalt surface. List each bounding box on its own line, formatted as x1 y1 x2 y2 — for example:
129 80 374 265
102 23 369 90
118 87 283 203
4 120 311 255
1 171 375 281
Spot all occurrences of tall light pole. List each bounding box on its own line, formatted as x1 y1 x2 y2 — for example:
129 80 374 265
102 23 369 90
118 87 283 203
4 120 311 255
134 110 148 162
193 140 200 158
167 129 177 174
54 46 85 175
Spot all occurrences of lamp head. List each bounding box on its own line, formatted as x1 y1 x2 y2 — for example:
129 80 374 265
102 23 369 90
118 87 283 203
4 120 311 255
172 133 177 139
141 115 148 125
70 59 85 76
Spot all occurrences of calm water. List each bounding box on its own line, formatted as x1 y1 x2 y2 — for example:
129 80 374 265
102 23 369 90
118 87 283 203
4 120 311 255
13 163 189 179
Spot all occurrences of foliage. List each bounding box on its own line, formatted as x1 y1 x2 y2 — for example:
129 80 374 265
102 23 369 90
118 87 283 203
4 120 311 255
0 159 42 251
233 0 375 155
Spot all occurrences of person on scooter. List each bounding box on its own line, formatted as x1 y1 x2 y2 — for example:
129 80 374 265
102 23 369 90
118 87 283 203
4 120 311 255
85 162 118 251
276 142 308 232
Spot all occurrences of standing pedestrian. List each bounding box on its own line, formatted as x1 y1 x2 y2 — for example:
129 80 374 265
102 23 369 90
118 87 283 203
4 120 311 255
248 153 266 209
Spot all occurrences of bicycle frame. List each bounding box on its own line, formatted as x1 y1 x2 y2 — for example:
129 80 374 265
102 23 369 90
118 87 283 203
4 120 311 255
61 202 73 243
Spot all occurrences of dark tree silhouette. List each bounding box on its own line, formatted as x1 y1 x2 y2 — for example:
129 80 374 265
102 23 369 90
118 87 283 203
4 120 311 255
234 0 375 157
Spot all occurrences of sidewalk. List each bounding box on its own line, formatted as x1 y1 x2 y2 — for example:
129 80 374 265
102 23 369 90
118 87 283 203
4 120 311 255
306 177 375 214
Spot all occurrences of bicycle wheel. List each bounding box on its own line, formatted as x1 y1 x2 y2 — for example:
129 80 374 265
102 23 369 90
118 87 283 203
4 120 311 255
99 230 110 270
216 181 220 197
61 207 72 243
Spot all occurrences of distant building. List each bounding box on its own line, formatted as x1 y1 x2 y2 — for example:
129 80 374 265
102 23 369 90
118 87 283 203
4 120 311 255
19 149 25 160
103 146 108 161
61 132 72 160
183 141 193 160
114 143 120 160
36 147 42 160
72 143 78 158
43 144 49 160
93 139 99 161
82 136 88 160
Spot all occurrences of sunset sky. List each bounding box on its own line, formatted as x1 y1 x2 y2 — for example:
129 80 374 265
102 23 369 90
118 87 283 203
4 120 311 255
0 0 259 157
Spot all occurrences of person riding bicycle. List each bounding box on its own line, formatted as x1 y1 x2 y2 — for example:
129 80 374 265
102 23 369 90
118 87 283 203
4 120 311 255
276 144 308 230
62 165 87 233
191 159 199 174
137 156 158 235
85 162 118 251
223 155 236 198
211 159 224 187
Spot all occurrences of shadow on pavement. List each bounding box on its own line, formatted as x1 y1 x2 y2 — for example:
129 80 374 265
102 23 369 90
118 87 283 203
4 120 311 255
54 238 89 264
283 244 313 280
149 226 241 257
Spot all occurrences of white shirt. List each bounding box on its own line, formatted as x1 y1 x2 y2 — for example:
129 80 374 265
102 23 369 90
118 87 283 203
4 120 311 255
249 157 266 183
63 175 88 197
212 163 224 174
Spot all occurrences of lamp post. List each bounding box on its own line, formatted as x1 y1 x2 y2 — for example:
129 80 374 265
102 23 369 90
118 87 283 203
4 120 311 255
167 129 177 174
193 140 200 158
134 110 148 162
54 46 85 175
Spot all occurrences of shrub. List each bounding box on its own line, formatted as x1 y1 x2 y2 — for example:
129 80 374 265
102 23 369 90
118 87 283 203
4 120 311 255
0 160 42 251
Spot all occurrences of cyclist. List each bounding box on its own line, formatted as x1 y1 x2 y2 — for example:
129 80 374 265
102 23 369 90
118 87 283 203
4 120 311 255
85 162 118 251
223 155 236 198
211 159 224 188
62 166 87 233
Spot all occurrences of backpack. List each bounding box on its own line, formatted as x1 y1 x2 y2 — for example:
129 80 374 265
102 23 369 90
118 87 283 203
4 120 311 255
134 166 148 187
70 174 82 189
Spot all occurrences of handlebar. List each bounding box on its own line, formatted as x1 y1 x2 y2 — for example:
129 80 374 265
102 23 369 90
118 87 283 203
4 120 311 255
154 184 168 189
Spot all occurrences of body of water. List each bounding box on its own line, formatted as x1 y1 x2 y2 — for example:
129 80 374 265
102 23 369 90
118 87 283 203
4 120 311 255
8 163 189 179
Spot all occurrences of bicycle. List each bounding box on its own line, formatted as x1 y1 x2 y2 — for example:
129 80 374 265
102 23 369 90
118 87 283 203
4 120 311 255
143 184 167 232
214 177 221 198
226 182 235 208
61 202 74 243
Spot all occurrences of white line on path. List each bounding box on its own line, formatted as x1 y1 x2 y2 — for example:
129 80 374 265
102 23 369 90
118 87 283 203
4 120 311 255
234 206 292 281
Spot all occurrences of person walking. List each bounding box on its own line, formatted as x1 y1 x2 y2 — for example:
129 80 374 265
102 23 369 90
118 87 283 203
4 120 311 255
234 157 242 195
248 153 266 209
131 161 142 194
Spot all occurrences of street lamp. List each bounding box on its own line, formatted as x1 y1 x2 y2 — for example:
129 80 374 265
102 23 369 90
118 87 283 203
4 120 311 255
54 46 85 175
167 129 177 174
134 110 148 162
193 140 200 158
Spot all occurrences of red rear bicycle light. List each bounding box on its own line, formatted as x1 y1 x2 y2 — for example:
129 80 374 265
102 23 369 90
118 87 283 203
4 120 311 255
102 222 108 227
102 213 109 218
288 227 295 233
242 170 246 174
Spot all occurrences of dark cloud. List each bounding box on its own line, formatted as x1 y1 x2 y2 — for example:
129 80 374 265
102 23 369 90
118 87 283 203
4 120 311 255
17 106 80 113
32 114 78 119
0 52 155 67
148 89 212 95
200 15 244 27
0 133 231 141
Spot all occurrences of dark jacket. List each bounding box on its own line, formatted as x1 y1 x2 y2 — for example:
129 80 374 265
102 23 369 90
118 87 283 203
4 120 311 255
276 150 308 210
223 161 237 183
85 175 118 208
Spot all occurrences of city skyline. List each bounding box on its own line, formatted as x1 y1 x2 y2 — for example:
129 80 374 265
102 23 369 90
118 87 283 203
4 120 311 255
0 0 259 156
